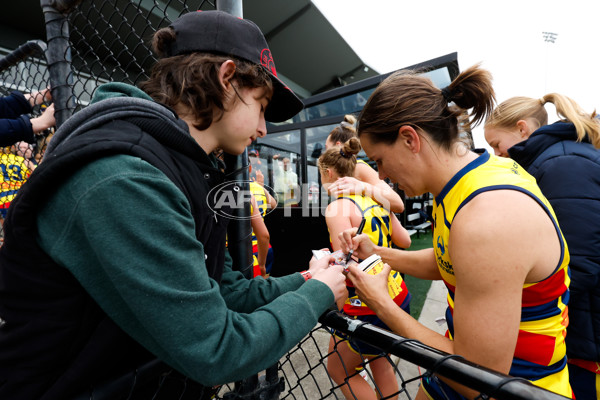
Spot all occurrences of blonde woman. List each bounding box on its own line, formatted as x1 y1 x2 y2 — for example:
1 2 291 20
485 93 600 400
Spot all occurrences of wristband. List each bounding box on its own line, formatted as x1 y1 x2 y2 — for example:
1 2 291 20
300 270 312 281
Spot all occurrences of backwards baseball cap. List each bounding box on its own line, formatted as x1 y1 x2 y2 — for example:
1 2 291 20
169 11 303 123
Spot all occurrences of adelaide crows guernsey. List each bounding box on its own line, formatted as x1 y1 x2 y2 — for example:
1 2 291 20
334 194 410 316
0 153 33 214
250 181 268 218
249 181 271 277
433 150 571 397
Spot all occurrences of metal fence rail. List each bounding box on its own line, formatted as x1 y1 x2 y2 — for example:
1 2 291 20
0 1 573 399
215 311 570 400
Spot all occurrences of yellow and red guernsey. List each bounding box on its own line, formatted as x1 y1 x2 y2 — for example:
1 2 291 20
433 150 571 397
0 154 32 213
333 193 410 316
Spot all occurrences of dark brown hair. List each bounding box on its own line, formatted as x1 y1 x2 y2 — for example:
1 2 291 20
357 64 495 150
328 114 357 144
318 137 361 177
139 26 273 130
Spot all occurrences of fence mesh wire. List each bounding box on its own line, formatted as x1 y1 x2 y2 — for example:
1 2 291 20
0 40 53 239
0 2 571 399
215 322 418 400
67 0 216 110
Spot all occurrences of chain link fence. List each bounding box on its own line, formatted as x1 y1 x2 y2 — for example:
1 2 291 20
0 40 52 236
67 0 216 110
0 1 571 399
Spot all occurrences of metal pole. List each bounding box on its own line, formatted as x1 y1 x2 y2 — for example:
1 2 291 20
216 0 243 17
218 0 254 279
40 0 81 128
215 5 272 399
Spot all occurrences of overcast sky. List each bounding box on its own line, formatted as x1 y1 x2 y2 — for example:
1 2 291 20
312 0 600 150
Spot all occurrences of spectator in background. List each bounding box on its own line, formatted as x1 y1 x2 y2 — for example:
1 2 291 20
0 88 54 236
340 65 573 399
325 114 405 213
33 132 54 165
14 141 37 171
273 154 299 206
485 93 600 400
0 88 55 146
248 149 277 209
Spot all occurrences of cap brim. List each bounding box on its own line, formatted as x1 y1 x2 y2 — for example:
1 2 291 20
264 74 304 123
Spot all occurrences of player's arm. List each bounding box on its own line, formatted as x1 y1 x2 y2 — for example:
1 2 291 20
325 199 360 252
264 188 277 210
250 194 269 277
390 211 411 249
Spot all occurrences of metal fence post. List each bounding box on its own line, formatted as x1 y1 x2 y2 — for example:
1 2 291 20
215 5 282 400
39 0 81 128
216 0 243 17
218 0 254 280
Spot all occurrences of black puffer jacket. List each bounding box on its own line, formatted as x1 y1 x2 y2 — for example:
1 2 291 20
509 121 600 363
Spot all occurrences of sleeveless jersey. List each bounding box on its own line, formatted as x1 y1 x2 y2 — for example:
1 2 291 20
333 194 410 316
433 151 572 397
0 153 32 212
250 181 268 217
249 181 271 278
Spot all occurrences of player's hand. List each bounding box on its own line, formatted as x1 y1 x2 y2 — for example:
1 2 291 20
345 262 392 313
338 228 376 260
26 87 52 107
255 170 265 186
328 176 366 197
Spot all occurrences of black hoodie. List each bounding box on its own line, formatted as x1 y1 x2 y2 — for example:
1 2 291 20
509 121 600 364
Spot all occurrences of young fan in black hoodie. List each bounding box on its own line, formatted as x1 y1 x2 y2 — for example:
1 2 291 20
0 11 347 400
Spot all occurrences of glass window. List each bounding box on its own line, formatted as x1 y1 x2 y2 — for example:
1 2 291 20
267 88 374 129
305 122 377 207
306 124 335 207
299 88 374 124
422 67 452 89
249 130 301 208
266 65 452 132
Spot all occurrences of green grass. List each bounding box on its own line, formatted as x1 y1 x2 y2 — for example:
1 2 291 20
403 232 433 320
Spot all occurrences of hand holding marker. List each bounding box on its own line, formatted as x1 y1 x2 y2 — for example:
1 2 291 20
345 217 366 264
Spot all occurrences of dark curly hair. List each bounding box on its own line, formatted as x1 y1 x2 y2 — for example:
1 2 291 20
139 26 273 131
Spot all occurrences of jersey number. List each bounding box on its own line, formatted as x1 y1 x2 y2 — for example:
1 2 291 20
370 215 391 246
